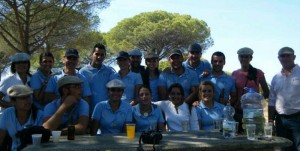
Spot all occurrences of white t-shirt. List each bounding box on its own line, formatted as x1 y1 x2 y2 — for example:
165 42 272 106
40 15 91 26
154 101 199 131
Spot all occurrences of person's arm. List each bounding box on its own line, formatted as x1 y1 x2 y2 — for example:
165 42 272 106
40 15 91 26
74 115 89 134
158 123 166 132
268 106 276 122
229 92 237 105
158 86 167 100
259 76 270 99
190 107 200 130
44 92 58 104
0 129 6 147
82 96 92 109
184 86 198 105
131 84 142 106
43 95 77 130
90 119 100 136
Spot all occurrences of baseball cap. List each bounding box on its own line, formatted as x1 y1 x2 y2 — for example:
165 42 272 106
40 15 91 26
106 79 125 88
7 85 33 98
237 47 254 55
168 49 182 58
9 53 30 62
116 51 129 60
278 47 294 55
129 49 142 56
58 75 83 88
188 43 202 53
65 48 79 58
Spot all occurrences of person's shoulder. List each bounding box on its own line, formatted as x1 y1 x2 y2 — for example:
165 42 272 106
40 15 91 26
2 107 15 115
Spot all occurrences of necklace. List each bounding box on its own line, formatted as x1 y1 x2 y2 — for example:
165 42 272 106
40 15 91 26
140 105 151 117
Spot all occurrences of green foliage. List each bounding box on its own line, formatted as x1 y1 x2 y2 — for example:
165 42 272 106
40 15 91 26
105 10 213 59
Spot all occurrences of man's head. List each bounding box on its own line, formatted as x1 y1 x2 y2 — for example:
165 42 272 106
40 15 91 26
7 85 33 110
237 47 253 67
211 51 226 73
168 49 183 69
58 75 83 99
91 43 106 68
63 48 79 70
188 43 202 64
277 47 296 70
116 51 131 70
129 49 142 69
106 79 125 101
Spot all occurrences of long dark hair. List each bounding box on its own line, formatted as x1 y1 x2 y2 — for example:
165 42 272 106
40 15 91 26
247 64 257 81
168 83 193 114
10 61 31 76
141 67 160 87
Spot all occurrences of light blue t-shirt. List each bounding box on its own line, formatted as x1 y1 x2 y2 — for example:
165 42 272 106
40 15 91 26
200 72 236 103
43 99 89 129
158 67 199 98
30 69 53 110
45 71 91 97
92 100 132 134
183 59 212 79
110 71 143 103
79 64 115 112
132 104 165 132
0 107 43 151
196 101 224 130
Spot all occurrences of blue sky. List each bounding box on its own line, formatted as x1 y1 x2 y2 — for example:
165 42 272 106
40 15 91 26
97 0 300 83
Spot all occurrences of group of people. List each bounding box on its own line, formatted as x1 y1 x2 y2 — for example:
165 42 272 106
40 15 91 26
0 43 298 151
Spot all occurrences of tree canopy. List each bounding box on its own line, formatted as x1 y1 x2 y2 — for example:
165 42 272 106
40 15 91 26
105 10 214 59
0 0 110 55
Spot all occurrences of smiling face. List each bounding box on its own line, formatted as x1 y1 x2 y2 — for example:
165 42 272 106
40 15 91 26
169 54 183 70
145 58 158 71
169 87 183 106
13 95 32 111
211 55 225 73
188 51 201 64
40 56 54 73
278 54 296 70
91 48 106 68
139 87 152 105
63 56 79 71
199 85 214 103
108 87 124 102
14 61 30 74
117 57 131 71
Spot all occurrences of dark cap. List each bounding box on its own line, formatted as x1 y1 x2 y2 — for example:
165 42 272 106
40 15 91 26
237 47 254 55
7 85 33 97
188 43 202 53
106 79 125 88
168 49 182 58
65 48 79 58
116 51 129 60
144 52 159 59
58 75 83 88
129 49 142 56
278 47 294 55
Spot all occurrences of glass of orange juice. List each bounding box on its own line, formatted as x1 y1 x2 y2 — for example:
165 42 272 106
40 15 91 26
126 123 136 139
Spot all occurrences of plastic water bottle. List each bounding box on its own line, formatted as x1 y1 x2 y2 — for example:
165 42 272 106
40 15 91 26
223 102 236 138
241 87 265 137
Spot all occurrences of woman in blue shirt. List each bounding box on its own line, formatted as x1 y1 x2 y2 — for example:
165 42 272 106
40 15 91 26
196 81 224 130
0 85 43 151
90 79 132 135
133 85 165 132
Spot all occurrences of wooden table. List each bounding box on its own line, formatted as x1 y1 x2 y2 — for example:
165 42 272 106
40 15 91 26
23 131 292 151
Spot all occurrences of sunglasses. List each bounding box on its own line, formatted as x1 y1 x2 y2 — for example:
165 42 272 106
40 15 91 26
110 88 124 92
190 51 201 55
170 92 181 95
66 56 78 60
